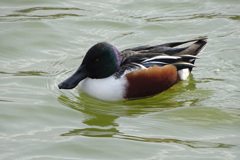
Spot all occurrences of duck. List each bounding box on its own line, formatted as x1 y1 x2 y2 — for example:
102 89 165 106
58 38 207 101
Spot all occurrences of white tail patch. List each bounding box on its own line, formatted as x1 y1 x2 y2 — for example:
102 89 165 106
178 68 190 80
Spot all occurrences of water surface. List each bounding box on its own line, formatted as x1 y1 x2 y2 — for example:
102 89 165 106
1 0 240 159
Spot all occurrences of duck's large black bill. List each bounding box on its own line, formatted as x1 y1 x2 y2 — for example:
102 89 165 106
58 65 87 89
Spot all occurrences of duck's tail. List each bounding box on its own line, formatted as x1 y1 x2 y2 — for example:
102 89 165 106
162 38 207 74
172 38 207 57
158 38 207 78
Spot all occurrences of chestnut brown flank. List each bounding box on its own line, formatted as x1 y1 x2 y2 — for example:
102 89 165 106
125 65 179 99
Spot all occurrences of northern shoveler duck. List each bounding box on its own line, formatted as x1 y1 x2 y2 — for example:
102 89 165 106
58 38 207 101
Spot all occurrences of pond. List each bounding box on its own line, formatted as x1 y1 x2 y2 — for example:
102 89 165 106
0 0 240 159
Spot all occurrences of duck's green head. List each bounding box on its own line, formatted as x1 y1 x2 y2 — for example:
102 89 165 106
58 42 121 89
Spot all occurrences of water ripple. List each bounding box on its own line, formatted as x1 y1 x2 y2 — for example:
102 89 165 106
145 13 240 22
15 7 86 13
118 135 235 149
0 7 87 22
1 0 240 159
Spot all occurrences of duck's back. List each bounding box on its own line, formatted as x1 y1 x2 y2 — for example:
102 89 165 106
120 38 207 63
115 38 207 100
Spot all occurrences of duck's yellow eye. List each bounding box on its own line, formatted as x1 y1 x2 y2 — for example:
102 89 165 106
95 58 100 62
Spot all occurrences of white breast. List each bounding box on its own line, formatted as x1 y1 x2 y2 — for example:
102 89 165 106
79 76 127 101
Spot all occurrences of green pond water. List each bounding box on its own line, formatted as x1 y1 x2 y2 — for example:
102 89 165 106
1 0 240 159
